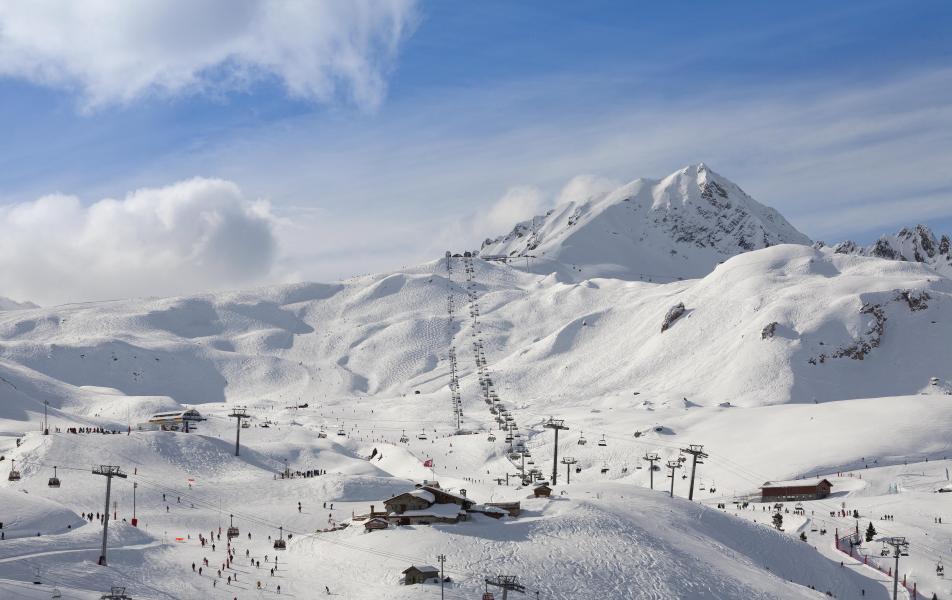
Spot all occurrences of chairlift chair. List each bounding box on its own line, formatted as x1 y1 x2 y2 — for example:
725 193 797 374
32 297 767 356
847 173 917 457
227 514 239 540
937 560 945 576
578 432 587 446
241 420 251 429
597 434 607 447
48 466 60 488
600 464 610 474
8 459 21 481
337 425 346 436
400 430 409 443
417 430 428 440
487 431 496 442
273 526 287 550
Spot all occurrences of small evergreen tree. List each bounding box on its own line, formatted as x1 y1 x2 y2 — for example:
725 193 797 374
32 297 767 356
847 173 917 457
800 531 807 542
772 512 783 530
853 509 860 519
865 522 877 542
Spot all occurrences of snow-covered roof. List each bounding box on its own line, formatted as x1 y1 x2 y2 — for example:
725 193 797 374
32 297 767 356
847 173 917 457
761 478 832 489
385 488 435 504
393 503 464 519
423 485 470 503
404 565 439 573
410 489 436 503
470 504 508 514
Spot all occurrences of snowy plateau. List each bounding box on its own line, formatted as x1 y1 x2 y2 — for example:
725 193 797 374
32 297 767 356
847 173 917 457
3 164 952 600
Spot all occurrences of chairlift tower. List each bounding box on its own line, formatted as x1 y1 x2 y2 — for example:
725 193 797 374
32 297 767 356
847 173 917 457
485 575 526 600
92 466 127 566
100 586 133 600
544 418 569 485
666 460 682 498
643 453 660 490
680 444 709 501
561 456 577 484
228 407 250 457
883 536 910 600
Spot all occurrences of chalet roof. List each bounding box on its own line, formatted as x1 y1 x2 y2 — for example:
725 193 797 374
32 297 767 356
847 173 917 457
403 565 439 574
470 504 508 515
384 489 436 505
393 503 464 519
422 485 471 504
761 478 832 489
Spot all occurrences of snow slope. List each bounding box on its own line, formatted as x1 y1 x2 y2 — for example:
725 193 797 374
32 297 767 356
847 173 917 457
480 163 811 282
3 176 952 597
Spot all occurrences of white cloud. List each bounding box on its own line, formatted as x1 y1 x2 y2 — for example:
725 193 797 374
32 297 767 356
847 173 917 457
0 0 418 110
0 178 277 305
481 186 547 238
556 174 620 205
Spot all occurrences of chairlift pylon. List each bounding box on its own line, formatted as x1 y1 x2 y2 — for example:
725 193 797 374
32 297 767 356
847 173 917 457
8 458 21 481
47 465 60 488
273 526 287 550
227 514 239 540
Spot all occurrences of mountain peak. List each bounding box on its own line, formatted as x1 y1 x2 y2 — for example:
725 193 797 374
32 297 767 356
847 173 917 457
834 224 952 271
481 164 811 281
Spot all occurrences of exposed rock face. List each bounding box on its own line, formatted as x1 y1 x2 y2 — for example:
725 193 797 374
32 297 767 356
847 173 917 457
661 302 687 332
834 225 952 277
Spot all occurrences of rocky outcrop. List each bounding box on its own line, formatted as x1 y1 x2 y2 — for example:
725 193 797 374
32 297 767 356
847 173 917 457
661 303 687 332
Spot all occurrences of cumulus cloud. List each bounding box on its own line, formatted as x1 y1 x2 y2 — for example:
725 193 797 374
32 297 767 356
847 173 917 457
0 0 418 110
0 178 277 305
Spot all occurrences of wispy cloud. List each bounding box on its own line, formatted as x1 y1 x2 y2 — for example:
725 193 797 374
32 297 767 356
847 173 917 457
0 0 419 110
208 66 952 267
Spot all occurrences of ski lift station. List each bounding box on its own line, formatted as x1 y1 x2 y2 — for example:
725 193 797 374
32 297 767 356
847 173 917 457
759 478 833 502
137 409 205 432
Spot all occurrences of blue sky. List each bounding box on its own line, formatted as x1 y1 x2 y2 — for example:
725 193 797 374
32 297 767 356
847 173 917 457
0 1 951 303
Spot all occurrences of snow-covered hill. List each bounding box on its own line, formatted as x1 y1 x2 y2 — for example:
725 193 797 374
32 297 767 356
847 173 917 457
480 163 811 281
5 170 952 598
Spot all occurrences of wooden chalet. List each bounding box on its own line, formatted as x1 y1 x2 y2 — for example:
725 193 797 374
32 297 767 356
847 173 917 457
533 484 553 498
382 485 476 525
760 478 833 502
363 517 389 532
403 565 440 585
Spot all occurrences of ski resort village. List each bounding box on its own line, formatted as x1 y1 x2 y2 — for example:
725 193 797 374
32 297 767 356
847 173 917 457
1 2 951 599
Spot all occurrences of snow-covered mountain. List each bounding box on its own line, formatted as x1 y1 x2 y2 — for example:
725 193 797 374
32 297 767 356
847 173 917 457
0 296 38 311
480 163 812 281
5 167 952 598
830 224 952 277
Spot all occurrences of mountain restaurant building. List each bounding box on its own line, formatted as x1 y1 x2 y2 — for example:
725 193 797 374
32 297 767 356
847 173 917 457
760 478 833 502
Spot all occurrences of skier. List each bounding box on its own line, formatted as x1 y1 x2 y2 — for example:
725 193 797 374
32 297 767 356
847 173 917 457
326 585 331 594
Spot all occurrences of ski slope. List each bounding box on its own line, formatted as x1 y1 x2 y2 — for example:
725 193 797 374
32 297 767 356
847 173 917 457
3 180 952 597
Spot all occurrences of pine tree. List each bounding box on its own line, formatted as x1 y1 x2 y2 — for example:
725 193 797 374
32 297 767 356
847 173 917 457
865 522 877 542
772 512 783 530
